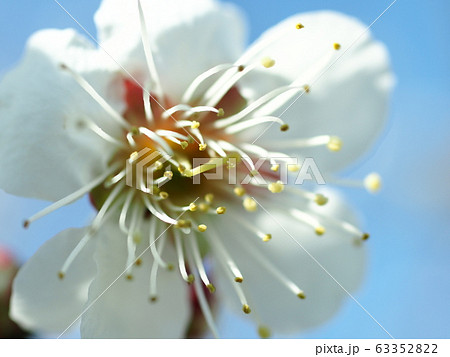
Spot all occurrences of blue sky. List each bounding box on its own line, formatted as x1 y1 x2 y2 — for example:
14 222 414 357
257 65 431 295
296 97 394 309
0 0 449 339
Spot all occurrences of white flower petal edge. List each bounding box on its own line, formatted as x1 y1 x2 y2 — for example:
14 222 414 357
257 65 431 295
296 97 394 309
80 219 191 338
240 11 394 173
9 227 96 333
0 29 123 201
212 191 365 335
94 0 246 101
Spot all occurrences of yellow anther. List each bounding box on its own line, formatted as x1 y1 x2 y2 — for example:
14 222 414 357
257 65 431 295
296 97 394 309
178 165 186 174
297 292 306 299
58 272 65 280
263 234 272 242
238 65 245 72
198 224 207 232
149 296 158 303
129 151 139 163
271 164 280 172
176 220 192 228
217 108 225 117
296 23 304 30
216 206 226 215
130 126 140 136
233 187 246 197
159 191 169 199
288 164 300 172
207 284 216 293
280 124 289 132
315 226 326 236
327 136 342 152
187 274 195 284
268 181 284 193
167 264 174 271
180 141 189 150
362 233 370 241
191 121 200 129
243 197 258 212
242 304 251 314
364 173 382 193
133 232 142 244
303 84 311 93
154 161 163 170
234 277 243 283
189 203 198 212
164 171 173 179
205 193 214 203
135 258 142 266
261 56 276 68
199 143 207 151
314 194 328 206
258 326 272 339
333 42 341 50
198 203 210 212
126 274 133 281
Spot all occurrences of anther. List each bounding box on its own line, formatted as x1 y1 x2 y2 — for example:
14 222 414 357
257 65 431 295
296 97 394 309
149 296 158 303
58 271 65 280
159 192 169 199
234 277 244 283
207 284 216 293
258 326 271 339
217 108 225 117
126 274 133 281
199 144 207 151
327 136 342 152
238 65 245 72
280 124 289 132
205 193 214 203
164 171 173 179
303 84 311 93
314 194 328 206
233 187 246 197
288 164 300 172
334 43 341 50
191 121 200 129
198 224 208 232
135 258 142 266
263 234 272 242
216 206 226 215
315 226 326 236
364 173 382 193
296 23 304 29
297 292 306 299
261 57 276 68
362 233 370 241
187 274 195 284
198 203 210 212
242 304 251 314
189 203 198 212
268 181 284 193
180 141 189 150
243 197 258 212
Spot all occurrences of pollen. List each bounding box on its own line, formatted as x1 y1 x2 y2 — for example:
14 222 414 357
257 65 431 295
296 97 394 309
364 173 382 193
334 42 341 50
315 226 326 236
296 23 304 29
216 206 226 215
268 181 284 193
327 136 342 152
233 187 246 197
261 56 276 68
199 143 207 151
314 194 328 206
243 197 258 212
198 224 208 232
191 121 200 129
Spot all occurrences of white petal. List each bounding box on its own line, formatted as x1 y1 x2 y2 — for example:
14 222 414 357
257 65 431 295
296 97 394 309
80 219 191 338
94 0 246 101
213 192 366 334
10 227 96 333
240 11 393 172
0 29 123 201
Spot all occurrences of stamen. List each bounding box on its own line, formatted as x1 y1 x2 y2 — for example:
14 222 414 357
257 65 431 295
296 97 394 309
173 229 194 284
261 57 276 68
187 230 214 292
290 208 324 236
264 135 342 151
138 0 163 98
105 169 126 188
125 205 143 278
24 164 120 228
78 119 125 147
119 190 135 234
364 173 382 193
233 187 246 197
149 218 170 269
142 82 154 123
138 127 174 155
149 232 168 302
142 196 178 225
224 116 288 135
60 64 130 129
243 197 258 212
231 213 272 243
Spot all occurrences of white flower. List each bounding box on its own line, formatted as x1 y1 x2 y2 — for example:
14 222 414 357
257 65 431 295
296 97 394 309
1 0 392 338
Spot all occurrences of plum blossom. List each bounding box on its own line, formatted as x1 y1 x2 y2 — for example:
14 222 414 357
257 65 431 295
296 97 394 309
0 0 392 338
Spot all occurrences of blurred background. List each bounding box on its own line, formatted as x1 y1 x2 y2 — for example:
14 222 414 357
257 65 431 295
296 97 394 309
0 0 448 338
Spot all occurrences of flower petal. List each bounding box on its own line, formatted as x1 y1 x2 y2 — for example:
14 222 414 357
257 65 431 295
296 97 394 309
80 219 191 338
94 0 246 101
212 192 366 334
241 11 393 173
10 227 96 333
0 29 123 201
